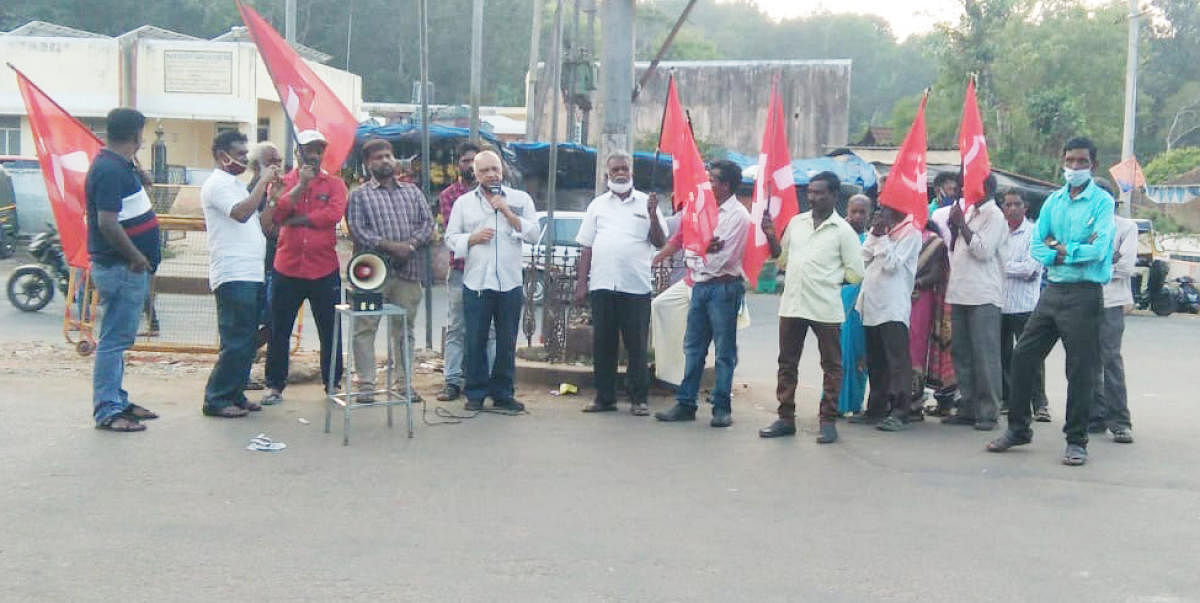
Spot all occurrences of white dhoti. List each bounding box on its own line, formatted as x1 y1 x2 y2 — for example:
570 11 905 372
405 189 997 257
650 279 751 386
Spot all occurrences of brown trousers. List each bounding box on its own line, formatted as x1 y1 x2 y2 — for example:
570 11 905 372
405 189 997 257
776 317 842 423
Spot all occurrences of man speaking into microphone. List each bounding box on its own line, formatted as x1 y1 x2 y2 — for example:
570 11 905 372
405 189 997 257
444 150 539 413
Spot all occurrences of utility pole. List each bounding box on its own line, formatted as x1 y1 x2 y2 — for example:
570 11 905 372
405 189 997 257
595 0 635 195
284 0 297 167
542 0 564 324
469 0 484 143
419 0 434 347
527 1 547 140
1119 0 1139 218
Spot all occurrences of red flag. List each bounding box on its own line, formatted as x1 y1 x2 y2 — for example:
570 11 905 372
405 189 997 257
1108 157 1147 194
880 93 928 229
658 76 718 256
237 1 357 174
11 65 103 269
958 77 991 206
744 78 797 289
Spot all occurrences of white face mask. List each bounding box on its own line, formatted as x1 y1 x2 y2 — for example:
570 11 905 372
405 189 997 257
607 179 633 195
1063 167 1092 187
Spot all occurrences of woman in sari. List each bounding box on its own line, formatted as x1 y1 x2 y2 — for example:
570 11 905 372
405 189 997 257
838 196 871 415
909 221 957 417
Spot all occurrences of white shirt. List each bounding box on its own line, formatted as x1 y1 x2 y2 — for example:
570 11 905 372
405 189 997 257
576 189 663 294
201 169 266 289
445 186 539 292
857 222 921 326
684 197 751 283
945 199 1007 307
1104 216 1138 308
777 211 865 322
1001 218 1042 314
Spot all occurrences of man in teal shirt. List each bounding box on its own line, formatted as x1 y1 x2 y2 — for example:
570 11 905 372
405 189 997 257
986 137 1114 466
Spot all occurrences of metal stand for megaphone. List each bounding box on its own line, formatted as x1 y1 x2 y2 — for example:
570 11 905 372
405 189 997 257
325 253 415 444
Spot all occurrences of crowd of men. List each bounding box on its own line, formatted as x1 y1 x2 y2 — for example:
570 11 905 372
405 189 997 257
83 106 1135 467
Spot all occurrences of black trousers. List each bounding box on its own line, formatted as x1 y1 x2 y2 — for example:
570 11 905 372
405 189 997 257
1007 282 1102 446
864 321 912 418
1001 312 1047 410
590 289 651 404
266 270 344 392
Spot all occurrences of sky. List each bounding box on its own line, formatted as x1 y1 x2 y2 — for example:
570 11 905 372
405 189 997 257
745 0 965 39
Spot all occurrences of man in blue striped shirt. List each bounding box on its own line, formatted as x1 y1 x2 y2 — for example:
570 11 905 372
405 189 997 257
987 137 1114 466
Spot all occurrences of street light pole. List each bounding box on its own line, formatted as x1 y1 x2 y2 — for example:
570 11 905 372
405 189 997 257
284 0 297 167
1119 0 1139 218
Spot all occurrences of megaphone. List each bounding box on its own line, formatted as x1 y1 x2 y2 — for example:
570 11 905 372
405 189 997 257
346 252 388 311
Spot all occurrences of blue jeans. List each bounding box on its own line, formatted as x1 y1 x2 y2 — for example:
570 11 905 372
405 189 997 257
676 280 744 412
91 262 150 424
462 286 522 403
443 268 495 388
205 281 264 410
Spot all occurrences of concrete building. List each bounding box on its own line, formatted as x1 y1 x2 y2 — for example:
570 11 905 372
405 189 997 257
0 21 363 177
529 60 852 158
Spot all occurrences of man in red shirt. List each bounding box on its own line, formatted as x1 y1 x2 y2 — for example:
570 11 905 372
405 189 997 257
261 130 348 404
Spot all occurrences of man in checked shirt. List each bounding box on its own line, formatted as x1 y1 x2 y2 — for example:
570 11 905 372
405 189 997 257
346 138 434 402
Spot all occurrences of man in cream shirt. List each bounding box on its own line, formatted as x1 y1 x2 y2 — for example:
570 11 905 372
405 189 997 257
758 171 865 444
444 150 540 413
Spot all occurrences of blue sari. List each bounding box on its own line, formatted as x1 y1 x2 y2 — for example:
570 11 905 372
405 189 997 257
838 233 867 414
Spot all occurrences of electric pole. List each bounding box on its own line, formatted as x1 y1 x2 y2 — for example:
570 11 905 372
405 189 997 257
470 0 484 143
1119 0 1139 218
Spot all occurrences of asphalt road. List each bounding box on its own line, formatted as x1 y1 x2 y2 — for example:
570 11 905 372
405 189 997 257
2 256 1199 601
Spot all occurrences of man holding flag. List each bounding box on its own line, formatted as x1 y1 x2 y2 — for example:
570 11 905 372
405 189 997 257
654 160 751 428
756 171 864 443
942 80 1007 431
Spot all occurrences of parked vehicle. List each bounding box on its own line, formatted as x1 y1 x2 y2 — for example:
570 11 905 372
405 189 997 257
0 203 16 259
1173 276 1200 314
522 211 585 304
6 222 69 312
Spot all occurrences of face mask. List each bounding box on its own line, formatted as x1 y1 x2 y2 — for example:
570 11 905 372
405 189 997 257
1063 167 1091 187
220 153 248 176
607 179 633 195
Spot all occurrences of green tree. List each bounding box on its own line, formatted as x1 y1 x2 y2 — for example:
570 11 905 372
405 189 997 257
1143 146 1200 183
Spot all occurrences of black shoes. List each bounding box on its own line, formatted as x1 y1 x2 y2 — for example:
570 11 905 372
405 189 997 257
437 384 461 402
710 408 733 428
582 401 618 413
758 419 796 438
493 398 525 412
654 404 697 422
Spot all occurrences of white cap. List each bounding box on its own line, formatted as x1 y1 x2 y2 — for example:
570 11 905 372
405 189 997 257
296 129 327 146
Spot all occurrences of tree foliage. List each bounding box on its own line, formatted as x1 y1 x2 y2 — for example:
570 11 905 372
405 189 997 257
1143 146 1200 183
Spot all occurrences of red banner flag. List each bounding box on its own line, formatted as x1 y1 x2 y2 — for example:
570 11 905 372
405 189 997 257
11 65 103 269
744 78 797 288
959 77 991 206
237 0 357 174
879 93 929 229
658 76 718 256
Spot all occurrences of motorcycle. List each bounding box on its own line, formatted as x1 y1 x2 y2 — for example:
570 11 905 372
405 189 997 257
6 223 69 312
1173 276 1200 314
1132 259 1174 316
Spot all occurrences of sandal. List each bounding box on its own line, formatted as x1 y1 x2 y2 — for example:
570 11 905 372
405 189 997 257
1062 444 1088 466
986 431 1032 452
124 404 159 420
261 391 283 406
96 415 146 432
202 405 249 418
238 400 263 412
